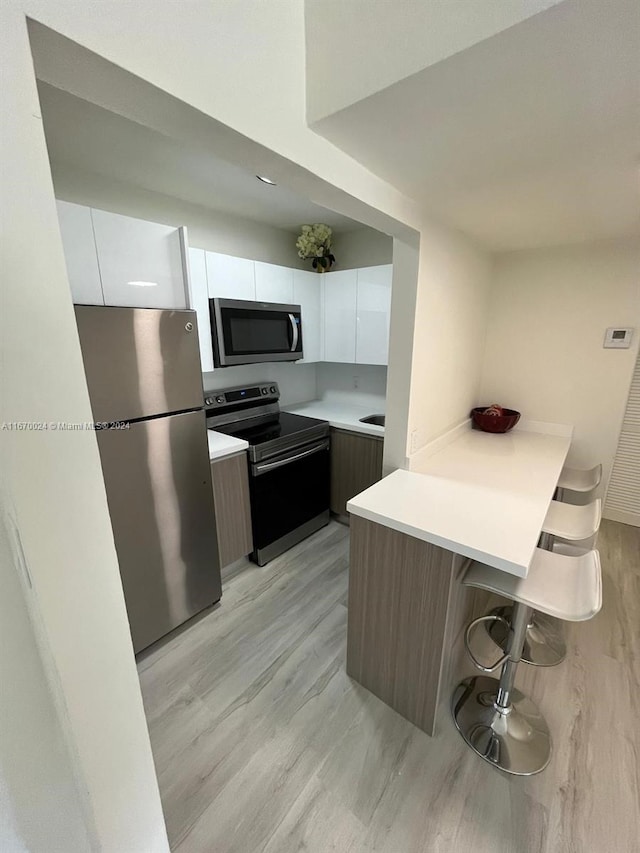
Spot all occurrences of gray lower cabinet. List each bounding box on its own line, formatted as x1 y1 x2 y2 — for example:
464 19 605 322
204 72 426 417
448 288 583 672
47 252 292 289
347 518 477 737
347 516 458 736
210 452 253 567
330 428 384 516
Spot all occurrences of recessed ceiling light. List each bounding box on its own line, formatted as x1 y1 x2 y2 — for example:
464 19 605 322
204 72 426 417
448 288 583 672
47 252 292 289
127 280 158 287
256 175 277 185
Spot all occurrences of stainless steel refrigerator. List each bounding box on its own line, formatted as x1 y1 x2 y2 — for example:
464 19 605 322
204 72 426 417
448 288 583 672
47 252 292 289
74 305 221 653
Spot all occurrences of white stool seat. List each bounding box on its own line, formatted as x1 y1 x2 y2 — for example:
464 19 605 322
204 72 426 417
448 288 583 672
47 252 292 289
542 498 602 540
552 542 590 557
463 548 602 622
557 464 602 493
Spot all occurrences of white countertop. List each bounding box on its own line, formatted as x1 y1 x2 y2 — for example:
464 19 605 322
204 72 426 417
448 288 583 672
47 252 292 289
284 400 384 437
347 425 571 577
207 430 249 462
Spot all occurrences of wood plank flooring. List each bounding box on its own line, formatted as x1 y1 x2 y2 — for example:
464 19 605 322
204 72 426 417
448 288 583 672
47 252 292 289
138 519 639 852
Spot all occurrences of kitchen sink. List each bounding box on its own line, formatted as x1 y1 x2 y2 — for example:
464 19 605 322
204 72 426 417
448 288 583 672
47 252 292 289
359 414 385 427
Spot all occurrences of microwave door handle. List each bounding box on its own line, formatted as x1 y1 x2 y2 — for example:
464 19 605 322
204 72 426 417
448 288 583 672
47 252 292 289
288 313 299 352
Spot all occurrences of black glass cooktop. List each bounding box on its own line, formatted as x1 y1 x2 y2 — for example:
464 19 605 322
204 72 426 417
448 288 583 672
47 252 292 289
216 411 327 447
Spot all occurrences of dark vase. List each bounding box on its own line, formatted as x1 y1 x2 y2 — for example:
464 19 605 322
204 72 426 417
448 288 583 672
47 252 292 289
312 253 335 273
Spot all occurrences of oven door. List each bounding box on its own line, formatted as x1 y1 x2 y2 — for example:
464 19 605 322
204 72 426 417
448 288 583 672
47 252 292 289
249 438 330 564
210 298 303 366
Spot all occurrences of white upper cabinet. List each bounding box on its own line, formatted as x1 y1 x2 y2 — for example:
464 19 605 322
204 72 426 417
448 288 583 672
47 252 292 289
323 269 358 364
206 252 255 300
187 247 214 372
56 200 104 305
293 270 322 363
356 264 393 365
254 262 294 304
91 209 187 309
55 202 392 368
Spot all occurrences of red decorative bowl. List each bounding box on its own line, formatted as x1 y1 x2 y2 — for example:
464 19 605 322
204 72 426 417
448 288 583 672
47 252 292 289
471 407 521 434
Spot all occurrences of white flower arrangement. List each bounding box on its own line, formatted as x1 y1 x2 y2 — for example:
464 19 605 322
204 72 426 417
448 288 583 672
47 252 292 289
295 223 336 271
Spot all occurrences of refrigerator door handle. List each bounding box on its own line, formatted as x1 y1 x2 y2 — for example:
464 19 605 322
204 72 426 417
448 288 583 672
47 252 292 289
288 313 299 352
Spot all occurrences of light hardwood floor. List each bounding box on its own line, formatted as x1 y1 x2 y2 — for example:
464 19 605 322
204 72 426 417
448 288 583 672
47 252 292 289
138 520 640 853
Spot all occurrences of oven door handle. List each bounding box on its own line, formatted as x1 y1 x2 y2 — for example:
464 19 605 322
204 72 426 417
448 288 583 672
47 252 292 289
288 313 299 352
253 439 329 476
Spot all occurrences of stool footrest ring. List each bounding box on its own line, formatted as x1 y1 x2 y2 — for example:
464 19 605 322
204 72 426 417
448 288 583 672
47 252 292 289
464 614 511 672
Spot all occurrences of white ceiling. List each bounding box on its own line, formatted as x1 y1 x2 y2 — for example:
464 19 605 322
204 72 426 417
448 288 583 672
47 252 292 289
37 82 362 234
305 0 564 122
311 0 640 250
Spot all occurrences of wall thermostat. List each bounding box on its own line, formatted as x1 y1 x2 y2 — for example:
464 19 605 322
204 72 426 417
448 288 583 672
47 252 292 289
603 327 633 349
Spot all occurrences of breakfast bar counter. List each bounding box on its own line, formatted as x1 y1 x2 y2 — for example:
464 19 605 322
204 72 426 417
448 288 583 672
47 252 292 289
348 424 572 577
345 420 572 736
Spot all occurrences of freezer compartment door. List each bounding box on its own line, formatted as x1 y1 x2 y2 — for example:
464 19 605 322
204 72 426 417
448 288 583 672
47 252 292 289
75 305 204 422
97 409 221 653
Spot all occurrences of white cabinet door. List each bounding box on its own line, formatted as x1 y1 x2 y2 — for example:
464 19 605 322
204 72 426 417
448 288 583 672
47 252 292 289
206 252 255 300
187 248 214 373
91 209 186 309
293 270 322 363
356 264 393 365
323 270 357 363
254 262 294 304
55 200 104 305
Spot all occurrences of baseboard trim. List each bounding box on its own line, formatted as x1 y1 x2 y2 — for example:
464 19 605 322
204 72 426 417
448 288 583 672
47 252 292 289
602 507 640 528
517 419 573 438
408 419 470 471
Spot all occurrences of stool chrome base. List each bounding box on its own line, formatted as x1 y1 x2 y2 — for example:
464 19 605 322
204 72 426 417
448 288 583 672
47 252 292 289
486 605 566 667
452 675 551 775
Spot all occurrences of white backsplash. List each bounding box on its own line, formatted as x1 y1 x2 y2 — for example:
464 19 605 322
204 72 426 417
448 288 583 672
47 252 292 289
202 362 318 407
316 363 387 411
203 361 387 410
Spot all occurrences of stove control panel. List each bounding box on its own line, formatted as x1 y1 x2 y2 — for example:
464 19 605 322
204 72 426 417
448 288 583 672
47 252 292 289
204 382 280 410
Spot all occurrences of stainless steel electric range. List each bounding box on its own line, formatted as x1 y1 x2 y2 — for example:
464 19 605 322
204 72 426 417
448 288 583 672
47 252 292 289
205 382 330 565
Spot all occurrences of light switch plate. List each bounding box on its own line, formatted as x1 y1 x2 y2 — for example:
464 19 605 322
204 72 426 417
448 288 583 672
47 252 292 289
603 327 633 349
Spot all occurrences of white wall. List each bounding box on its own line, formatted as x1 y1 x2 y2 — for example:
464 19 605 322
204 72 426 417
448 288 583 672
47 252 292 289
407 222 493 458
0 505 92 852
384 239 421 472
316 363 387 410
305 0 563 122
333 227 393 269
479 240 640 496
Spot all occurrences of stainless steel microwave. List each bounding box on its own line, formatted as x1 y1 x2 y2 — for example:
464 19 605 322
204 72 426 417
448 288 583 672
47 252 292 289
209 298 304 367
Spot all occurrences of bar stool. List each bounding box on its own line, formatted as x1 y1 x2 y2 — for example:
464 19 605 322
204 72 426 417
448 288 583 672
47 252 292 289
452 547 602 775
556 463 602 500
486 498 602 666
540 497 602 542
